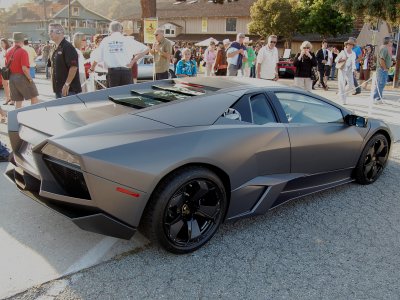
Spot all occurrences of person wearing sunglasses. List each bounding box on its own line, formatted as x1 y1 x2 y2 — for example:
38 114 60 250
150 28 173 80
256 35 279 81
293 41 317 92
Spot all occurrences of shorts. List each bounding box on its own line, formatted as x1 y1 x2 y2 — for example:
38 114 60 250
9 73 39 101
324 66 331 77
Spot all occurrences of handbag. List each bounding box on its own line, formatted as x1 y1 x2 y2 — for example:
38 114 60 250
1 47 19 80
336 52 347 70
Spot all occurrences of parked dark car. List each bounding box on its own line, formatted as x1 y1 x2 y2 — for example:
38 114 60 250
5 77 392 253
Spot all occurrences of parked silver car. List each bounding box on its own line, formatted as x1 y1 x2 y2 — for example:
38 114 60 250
137 55 175 79
34 55 46 73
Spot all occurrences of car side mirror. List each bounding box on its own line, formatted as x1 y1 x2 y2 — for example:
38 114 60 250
344 114 368 128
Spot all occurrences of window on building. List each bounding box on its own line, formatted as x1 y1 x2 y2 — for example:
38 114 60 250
136 21 142 29
226 18 237 32
72 7 79 16
163 24 176 37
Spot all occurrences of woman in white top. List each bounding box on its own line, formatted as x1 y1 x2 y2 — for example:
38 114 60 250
73 32 86 93
203 41 217 76
335 39 356 104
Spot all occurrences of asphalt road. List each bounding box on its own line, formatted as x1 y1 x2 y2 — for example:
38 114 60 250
8 143 400 300
2 74 400 299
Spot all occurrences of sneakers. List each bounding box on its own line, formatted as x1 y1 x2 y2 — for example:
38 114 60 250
352 91 361 95
373 100 383 105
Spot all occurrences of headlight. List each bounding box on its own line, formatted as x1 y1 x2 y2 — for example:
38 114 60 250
41 143 80 167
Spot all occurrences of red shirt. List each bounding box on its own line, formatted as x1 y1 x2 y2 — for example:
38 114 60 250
5 46 29 75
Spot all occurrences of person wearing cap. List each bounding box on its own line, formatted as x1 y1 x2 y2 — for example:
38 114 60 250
256 35 279 81
335 39 356 105
227 33 247 76
5 32 39 109
149 28 173 80
91 21 149 87
371 36 394 104
48 23 81 98
22 38 37 79
213 41 229 76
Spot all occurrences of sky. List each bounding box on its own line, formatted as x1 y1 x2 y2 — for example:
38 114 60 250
0 0 28 9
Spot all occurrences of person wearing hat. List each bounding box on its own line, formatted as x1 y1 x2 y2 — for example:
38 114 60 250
371 36 394 104
335 39 356 105
5 32 38 109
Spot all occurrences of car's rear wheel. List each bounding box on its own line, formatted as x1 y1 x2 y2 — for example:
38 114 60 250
140 166 227 254
355 134 389 185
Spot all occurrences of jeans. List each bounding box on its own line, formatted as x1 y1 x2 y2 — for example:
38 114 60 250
227 64 238 76
250 65 256 78
29 67 36 79
353 73 361 93
371 68 388 101
330 63 336 80
56 91 77 99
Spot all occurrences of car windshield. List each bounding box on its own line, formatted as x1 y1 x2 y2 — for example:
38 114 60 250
108 83 208 109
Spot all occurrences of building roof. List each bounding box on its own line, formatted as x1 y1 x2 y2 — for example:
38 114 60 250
7 0 110 23
120 0 256 20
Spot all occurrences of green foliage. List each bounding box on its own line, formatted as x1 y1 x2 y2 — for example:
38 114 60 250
335 0 400 24
248 0 300 41
299 0 354 37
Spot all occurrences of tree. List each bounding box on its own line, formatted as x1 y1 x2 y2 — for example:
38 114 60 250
335 0 400 23
336 0 400 86
299 0 354 38
248 0 300 47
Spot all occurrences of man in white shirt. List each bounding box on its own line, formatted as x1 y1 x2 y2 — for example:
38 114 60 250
256 35 279 81
92 21 149 87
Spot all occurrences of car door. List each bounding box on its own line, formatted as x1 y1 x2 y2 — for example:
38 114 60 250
231 92 291 176
272 91 366 174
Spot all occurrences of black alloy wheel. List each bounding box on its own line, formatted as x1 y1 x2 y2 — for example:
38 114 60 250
140 167 227 254
355 134 389 184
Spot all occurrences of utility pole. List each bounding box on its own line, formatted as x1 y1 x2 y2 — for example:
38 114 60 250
140 0 156 43
43 0 47 39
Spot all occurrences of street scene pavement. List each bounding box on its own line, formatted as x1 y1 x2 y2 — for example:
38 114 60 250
1 74 400 299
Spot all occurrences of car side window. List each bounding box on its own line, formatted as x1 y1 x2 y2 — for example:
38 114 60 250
230 94 276 125
249 94 276 125
275 92 343 124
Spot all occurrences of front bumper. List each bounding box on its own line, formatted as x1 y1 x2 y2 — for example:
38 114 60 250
5 161 136 240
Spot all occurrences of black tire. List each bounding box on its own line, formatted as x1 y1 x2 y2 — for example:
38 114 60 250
140 166 227 254
355 134 389 185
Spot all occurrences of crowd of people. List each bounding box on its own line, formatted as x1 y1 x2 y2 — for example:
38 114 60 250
0 20 397 124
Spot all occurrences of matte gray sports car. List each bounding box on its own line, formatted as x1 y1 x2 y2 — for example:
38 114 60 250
5 77 392 253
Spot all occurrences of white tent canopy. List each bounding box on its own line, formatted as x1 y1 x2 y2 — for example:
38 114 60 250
195 37 219 47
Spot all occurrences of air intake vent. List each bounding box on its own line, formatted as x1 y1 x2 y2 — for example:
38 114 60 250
44 157 91 200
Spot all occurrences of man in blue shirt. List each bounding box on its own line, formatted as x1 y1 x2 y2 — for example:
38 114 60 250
350 37 362 95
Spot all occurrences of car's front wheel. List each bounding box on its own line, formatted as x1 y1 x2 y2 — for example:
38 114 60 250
140 166 227 254
354 134 389 184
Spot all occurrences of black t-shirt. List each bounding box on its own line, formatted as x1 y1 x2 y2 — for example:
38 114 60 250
174 49 182 66
50 38 82 94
